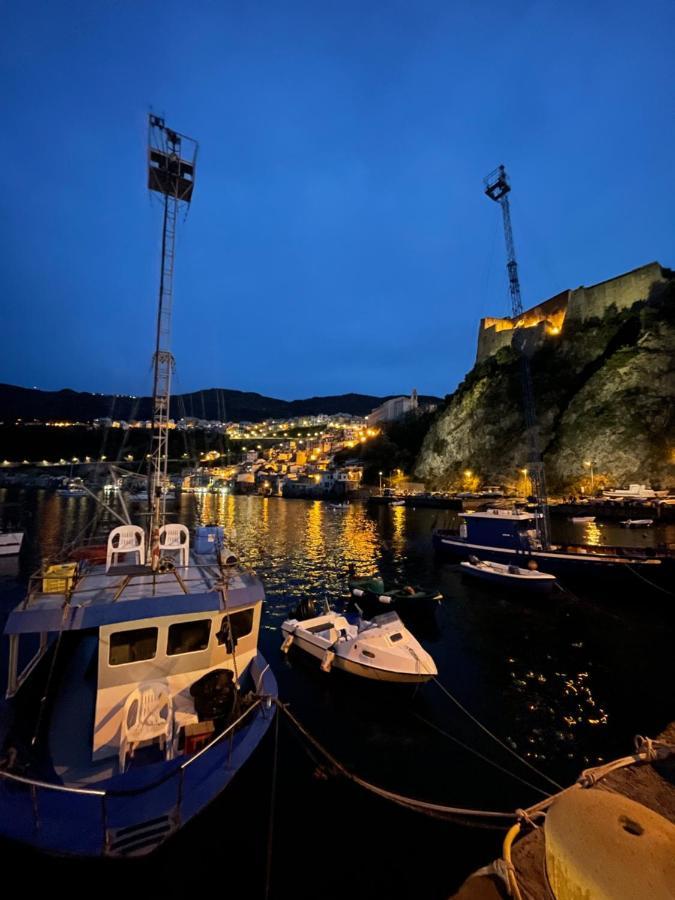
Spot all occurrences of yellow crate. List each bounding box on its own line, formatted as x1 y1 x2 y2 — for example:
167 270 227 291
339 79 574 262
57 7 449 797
42 563 78 594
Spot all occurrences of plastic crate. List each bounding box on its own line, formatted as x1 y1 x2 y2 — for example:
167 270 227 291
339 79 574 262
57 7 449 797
194 526 224 555
42 563 78 594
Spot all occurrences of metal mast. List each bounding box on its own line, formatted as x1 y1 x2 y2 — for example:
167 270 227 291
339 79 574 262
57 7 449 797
147 115 198 559
484 165 551 548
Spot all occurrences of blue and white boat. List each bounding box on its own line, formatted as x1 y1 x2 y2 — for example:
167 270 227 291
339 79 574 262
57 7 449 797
0 114 278 857
433 508 667 587
0 525 277 856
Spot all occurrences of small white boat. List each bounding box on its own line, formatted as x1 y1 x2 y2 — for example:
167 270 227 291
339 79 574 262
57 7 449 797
389 500 405 507
570 516 596 523
327 502 349 510
0 531 23 557
281 610 436 683
460 558 557 593
56 479 88 497
620 519 654 528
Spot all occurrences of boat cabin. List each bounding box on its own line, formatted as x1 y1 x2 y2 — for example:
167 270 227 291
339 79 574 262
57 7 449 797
458 508 539 551
4 526 264 779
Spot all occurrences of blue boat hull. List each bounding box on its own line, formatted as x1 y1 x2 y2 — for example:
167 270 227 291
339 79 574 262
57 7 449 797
433 532 670 589
0 652 277 857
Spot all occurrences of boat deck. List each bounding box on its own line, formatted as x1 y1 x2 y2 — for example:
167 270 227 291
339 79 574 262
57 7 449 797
6 553 264 634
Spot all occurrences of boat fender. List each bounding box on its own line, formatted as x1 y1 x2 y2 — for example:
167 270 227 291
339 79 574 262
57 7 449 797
281 634 294 654
352 588 364 597
378 595 393 605
320 650 335 673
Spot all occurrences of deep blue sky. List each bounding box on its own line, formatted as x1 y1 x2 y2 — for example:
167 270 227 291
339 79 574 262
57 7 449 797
2 1 674 400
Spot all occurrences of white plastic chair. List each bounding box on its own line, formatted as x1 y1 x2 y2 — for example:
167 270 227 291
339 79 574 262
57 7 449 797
158 523 190 568
106 525 145 571
118 680 174 772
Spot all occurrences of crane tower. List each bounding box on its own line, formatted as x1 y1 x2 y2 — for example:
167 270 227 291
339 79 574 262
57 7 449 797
484 165 551 548
147 115 198 547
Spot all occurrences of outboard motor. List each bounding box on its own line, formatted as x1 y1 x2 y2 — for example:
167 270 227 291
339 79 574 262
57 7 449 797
291 597 319 621
190 668 237 723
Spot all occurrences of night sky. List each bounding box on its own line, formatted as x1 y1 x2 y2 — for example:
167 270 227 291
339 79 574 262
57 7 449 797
2 1 674 400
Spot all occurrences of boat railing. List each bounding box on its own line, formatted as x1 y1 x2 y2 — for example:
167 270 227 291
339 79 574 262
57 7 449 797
0 695 269 850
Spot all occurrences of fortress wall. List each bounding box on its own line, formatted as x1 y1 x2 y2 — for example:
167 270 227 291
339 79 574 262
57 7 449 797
566 262 665 322
476 320 514 362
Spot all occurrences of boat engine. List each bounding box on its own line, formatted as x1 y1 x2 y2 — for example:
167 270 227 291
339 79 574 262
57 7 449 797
291 597 319 621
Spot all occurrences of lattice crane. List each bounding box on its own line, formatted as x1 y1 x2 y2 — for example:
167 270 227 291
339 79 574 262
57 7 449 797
146 115 198 553
484 165 551 548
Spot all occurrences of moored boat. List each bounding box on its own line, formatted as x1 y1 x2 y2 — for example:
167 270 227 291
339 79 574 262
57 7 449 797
0 525 277 856
570 516 595 523
433 508 669 589
281 609 436 683
460 556 556 592
0 531 24 557
620 519 654 528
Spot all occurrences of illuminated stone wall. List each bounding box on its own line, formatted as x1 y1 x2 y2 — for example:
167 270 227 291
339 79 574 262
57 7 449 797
475 262 667 364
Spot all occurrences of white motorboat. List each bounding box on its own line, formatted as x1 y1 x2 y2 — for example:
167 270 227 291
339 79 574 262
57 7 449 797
281 610 436 683
460 557 557 593
56 479 88 497
0 531 23 557
620 519 654 528
570 516 595 523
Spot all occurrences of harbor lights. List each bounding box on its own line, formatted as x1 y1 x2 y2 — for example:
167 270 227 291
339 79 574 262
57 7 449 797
379 471 383 491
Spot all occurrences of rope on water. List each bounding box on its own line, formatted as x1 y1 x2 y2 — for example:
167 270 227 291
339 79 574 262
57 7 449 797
264 708 280 900
276 701 515 824
414 712 551 799
430 677 565 792
625 563 675 597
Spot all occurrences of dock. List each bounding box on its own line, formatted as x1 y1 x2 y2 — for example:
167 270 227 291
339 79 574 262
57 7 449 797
451 722 675 899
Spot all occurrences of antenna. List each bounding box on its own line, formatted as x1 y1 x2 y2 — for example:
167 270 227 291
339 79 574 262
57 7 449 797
147 114 198 552
484 164 550 548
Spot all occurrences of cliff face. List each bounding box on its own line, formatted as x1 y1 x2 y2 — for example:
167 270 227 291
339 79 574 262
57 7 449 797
416 276 675 492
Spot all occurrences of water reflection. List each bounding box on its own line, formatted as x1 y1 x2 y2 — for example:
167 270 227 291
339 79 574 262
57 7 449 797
583 521 603 546
2 488 673 791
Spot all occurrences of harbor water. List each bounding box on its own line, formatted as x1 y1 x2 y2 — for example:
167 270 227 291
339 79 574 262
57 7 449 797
0 488 673 897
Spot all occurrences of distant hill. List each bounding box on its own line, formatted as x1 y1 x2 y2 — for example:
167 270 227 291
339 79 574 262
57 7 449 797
0 383 440 424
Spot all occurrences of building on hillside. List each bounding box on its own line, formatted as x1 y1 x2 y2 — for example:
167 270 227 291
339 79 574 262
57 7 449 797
367 390 418 426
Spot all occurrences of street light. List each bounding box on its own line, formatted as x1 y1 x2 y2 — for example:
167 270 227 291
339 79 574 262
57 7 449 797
379 471 383 492
584 460 595 493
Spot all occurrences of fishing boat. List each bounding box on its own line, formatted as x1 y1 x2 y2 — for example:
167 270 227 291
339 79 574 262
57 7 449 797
620 519 654 528
433 508 668 588
0 115 277 857
0 526 277 856
460 556 556 593
281 609 436 683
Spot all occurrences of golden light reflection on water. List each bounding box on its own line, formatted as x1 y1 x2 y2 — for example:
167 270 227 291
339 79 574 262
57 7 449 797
583 521 603 546
390 505 406 553
340 505 379 572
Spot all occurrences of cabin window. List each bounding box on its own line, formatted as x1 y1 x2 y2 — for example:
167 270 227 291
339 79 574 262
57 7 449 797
167 619 212 656
109 627 158 665
389 633 403 643
216 608 254 652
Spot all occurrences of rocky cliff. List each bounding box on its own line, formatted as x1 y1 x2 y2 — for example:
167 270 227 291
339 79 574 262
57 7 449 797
416 273 675 493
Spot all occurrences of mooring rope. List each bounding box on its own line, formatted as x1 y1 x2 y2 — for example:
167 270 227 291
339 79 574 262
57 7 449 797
414 712 551 799
625 563 675 597
276 701 515 823
264 708 280 900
